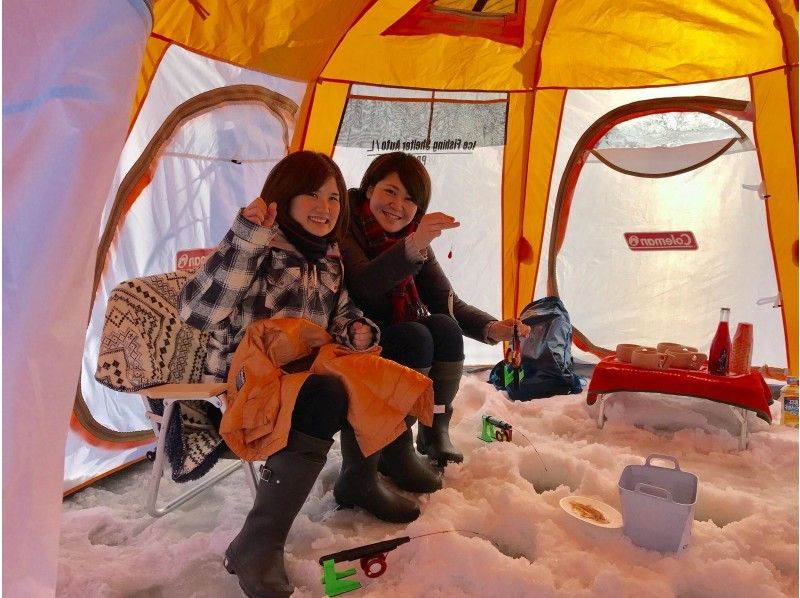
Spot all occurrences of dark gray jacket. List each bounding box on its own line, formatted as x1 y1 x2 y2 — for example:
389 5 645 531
341 193 496 343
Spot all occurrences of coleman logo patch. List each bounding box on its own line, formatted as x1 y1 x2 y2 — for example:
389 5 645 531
176 248 214 271
624 231 698 251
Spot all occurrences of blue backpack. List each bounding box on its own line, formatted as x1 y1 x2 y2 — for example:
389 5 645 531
489 296 584 401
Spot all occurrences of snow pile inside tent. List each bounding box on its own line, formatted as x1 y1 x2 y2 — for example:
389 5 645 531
58 374 798 597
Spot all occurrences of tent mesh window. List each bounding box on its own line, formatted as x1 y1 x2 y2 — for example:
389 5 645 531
433 0 518 17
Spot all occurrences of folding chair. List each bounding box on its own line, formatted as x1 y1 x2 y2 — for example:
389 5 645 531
95 271 257 517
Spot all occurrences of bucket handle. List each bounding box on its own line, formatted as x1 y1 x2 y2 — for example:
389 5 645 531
644 454 680 471
634 482 673 502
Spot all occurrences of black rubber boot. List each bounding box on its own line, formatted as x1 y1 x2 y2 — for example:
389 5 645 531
378 416 442 493
333 424 420 523
223 430 332 598
416 360 464 465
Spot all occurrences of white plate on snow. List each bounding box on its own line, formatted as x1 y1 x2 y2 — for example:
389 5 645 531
559 496 623 529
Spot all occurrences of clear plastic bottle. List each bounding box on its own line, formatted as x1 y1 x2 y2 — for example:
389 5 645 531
780 377 799 427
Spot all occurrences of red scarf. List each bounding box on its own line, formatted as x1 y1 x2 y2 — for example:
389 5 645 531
354 193 427 324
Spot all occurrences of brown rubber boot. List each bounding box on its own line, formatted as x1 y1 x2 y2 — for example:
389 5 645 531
333 424 420 523
223 430 332 598
416 360 464 465
378 416 442 493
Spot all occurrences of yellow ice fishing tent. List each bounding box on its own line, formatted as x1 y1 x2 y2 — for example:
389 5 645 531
71 0 799 493
3 1 796 593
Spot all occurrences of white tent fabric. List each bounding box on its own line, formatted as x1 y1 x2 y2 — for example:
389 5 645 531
333 85 507 366
528 77 785 365
592 138 742 176
71 47 306 491
559 139 784 364
532 78 753 300
2 1 151 594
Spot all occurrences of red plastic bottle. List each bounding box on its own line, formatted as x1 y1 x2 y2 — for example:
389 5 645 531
708 307 732 375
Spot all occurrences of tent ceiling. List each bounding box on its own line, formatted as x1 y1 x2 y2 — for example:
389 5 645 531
152 0 372 81
151 0 796 90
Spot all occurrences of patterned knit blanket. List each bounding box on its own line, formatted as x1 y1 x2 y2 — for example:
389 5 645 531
95 271 228 482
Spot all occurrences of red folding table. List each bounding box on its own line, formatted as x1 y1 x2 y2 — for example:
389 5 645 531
586 356 773 449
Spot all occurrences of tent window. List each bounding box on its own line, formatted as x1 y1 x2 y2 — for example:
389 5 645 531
77 84 298 444
433 0 517 17
591 110 747 177
596 111 741 149
336 97 507 151
383 0 525 46
545 96 790 367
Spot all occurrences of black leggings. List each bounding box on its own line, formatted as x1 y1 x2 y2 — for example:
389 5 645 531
379 313 464 369
291 374 348 441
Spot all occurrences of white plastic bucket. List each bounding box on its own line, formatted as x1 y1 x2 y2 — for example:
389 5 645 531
618 454 698 553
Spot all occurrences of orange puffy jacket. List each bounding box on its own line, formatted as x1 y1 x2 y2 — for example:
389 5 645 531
220 318 433 461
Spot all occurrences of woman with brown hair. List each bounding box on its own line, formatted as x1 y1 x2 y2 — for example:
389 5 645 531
178 151 424 598
340 152 529 500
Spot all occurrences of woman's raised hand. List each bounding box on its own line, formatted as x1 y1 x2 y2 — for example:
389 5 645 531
411 211 460 250
243 197 277 227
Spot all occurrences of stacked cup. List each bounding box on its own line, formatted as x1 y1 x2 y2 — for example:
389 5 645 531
616 342 707 371
657 343 707 370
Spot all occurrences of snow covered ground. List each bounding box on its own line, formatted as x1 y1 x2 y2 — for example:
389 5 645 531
58 373 798 597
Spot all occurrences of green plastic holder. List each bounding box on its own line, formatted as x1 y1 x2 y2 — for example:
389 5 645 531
503 363 524 387
479 415 495 442
321 559 362 596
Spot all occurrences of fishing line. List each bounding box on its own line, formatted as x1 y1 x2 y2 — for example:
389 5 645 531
514 427 548 472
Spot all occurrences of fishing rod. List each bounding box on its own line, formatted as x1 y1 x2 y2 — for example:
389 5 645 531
319 530 487 596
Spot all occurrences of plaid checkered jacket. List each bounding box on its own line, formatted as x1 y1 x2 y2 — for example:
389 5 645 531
178 211 378 381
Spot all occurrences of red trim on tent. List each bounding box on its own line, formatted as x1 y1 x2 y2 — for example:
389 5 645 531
63 455 149 498
319 75 534 94
317 65 793 96
534 65 796 92
382 0 526 47
348 94 506 105
328 84 352 155
69 411 154 451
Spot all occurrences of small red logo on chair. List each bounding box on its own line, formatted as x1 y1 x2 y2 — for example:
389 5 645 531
176 248 214 271
624 231 698 251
